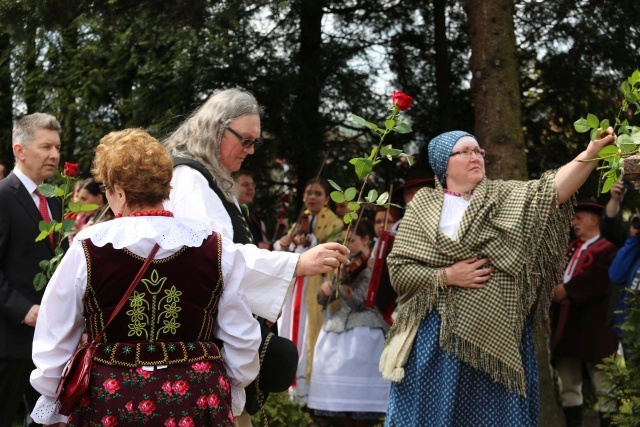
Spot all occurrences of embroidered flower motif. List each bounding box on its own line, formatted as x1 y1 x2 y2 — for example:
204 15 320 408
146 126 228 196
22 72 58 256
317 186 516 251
164 418 177 427
187 343 196 351
101 414 118 426
172 379 189 395
122 346 132 355
167 343 176 352
136 366 153 379
125 400 133 411
103 378 120 394
178 417 194 427
196 394 208 409
207 393 220 408
191 360 211 374
104 345 112 354
138 399 156 416
218 375 230 392
80 394 91 407
162 380 173 395
147 344 156 352
228 410 234 421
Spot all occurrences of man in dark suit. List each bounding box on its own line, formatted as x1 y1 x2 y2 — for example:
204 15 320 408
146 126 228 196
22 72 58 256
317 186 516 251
0 113 62 427
551 199 619 427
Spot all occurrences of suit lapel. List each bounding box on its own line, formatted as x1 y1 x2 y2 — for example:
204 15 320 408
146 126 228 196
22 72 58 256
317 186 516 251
8 172 57 253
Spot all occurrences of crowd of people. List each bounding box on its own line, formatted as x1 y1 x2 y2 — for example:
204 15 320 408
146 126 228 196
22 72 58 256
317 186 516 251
0 90 636 427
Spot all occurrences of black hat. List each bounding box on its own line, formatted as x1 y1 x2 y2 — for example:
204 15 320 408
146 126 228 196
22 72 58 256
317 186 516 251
245 321 299 415
574 197 604 216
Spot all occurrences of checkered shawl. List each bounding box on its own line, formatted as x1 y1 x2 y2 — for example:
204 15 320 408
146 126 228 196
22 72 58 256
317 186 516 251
380 170 574 395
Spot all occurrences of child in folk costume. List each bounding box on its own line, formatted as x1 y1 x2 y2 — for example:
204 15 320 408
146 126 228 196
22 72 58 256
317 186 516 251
274 178 343 402
308 220 391 426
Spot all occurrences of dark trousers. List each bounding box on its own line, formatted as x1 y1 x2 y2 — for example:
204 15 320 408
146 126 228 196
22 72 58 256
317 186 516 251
0 359 42 427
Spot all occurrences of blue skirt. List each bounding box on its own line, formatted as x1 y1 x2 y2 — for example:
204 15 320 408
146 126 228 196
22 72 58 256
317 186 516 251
385 311 539 427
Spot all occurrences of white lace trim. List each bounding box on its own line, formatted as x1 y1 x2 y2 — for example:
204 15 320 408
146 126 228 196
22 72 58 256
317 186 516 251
231 385 246 417
31 395 68 424
74 216 212 250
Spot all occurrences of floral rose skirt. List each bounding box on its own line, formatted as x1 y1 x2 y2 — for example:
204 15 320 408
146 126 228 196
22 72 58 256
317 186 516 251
68 360 234 426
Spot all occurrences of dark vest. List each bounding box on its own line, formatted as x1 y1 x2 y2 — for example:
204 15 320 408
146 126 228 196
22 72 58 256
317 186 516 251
83 235 224 366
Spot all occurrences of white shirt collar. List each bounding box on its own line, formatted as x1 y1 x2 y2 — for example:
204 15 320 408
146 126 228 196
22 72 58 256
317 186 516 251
13 167 38 195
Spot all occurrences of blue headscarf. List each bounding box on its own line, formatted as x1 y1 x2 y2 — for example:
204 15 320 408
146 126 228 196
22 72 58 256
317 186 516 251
428 130 475 183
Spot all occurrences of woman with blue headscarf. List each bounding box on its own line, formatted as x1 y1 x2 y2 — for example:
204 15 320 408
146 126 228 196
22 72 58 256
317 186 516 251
380 130 615 426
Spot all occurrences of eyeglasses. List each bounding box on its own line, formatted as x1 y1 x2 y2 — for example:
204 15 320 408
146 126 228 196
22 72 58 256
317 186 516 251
225 125 263 150
450 148 486 158
98 184 110 193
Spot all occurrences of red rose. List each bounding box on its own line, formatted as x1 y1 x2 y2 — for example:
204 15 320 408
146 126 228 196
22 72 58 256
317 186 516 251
178 416 194 427
80 394 91 407
207 393 220 409
101 415 118 427
161 380 173 395
191 360 211 374
218 375 230 392
172 379 189 396
391 90 413 111
63 162 79 178
164 418 177 427
138 399 156 416
196 395 208 409
103 378 120 394
125 400 133 411
136 366 153 379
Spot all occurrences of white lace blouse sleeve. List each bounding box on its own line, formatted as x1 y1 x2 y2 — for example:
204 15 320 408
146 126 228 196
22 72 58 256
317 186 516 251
216 236 263 416
165 165 234 237
29 240 87 424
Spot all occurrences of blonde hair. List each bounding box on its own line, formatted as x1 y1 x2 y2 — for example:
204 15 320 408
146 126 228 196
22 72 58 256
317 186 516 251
92 129 172 207
163 88 262 201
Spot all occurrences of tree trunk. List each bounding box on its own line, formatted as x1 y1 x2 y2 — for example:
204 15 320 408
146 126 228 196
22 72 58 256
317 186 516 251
0 32 13 166
291 0 324 208
461 0 527 180
461 1 563 425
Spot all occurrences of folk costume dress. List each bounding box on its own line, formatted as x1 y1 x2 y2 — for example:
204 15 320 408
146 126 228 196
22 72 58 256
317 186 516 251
30 216 262 425
307 256 391 419
381 171 574 426
274 207 343 403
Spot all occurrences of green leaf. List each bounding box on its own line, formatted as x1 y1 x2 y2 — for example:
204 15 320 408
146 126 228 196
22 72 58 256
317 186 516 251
353 158 373 179
347 201 360 211
630 69 640 85
330 191 345 203
35 230 50 242
366 189 378 203
602 175 615 193
600 119 610 130
351 114 367 127
344 187 357 201
54 247 64 256
344 214 352 224
68 200 83 212
376 192 389 205
53 187 65 197
328 179 342 192
39 259 50 269
597 145 618 157
53 222 62 232
62 218 76 232
349 212 358 221
385 119 395 130
621 81 631 94
33 273 47 292
574 118 591 133
79 203 99 212
586 113 599 128
590 128 600 141
394 122 412 134
405 154 414 166
38 220 52 232
368 146 379 160
37 184 57 197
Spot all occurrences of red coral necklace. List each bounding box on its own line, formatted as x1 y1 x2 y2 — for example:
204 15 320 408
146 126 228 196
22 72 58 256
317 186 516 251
115 210 174 218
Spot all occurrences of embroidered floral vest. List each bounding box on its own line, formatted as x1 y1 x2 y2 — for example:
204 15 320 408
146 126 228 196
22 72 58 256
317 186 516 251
82 233 224 367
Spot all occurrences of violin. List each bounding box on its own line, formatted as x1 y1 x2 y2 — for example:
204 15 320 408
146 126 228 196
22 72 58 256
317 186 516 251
340 250 370 287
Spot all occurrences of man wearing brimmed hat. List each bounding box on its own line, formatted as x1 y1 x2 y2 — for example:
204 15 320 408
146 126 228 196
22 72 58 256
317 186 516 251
550 198 619 427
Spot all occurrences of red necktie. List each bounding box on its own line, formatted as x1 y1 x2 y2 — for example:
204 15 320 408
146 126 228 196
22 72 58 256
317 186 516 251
566 240 584 276
35 189 55 247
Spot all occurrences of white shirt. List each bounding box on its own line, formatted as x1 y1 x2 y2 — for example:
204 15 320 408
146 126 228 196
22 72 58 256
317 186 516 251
563 234 601 283
30 216 262 423
165 165 298 322
439 193 472 240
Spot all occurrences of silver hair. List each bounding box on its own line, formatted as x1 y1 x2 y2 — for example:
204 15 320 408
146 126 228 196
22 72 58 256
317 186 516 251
12 113 61 149
163 89 263 201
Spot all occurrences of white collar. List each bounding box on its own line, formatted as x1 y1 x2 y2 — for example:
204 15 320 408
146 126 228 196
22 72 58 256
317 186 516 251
74 216 213 250
13 167 39 195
